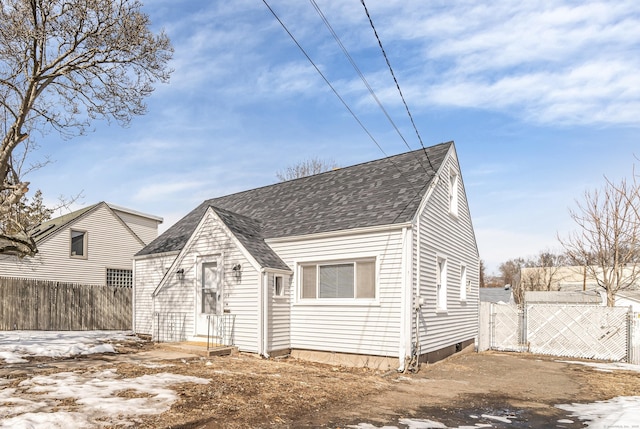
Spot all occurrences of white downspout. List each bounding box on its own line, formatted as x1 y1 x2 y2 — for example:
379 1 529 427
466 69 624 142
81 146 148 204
398 227 413 372
132 260 137 333
260 270 270 358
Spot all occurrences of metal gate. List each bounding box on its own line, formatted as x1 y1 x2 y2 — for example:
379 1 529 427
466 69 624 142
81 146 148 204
491 303 525 352
630 312 640 365
485 303 635 362
527 304 629 361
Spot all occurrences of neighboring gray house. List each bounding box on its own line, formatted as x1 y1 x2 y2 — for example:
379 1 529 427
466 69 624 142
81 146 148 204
480 287 513 304
524 290 604 305
0 202 163 286
134 141 479 369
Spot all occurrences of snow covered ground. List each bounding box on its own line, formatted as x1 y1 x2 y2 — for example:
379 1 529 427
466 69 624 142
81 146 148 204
0 330 135 364
0 330 210 428
1 331 639 428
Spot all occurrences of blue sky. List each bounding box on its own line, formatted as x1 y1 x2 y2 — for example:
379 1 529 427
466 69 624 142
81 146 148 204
25 0 639 274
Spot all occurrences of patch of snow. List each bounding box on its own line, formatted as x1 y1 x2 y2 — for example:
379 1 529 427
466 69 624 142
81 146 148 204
557 396 640 429
480 414 511 423
0 367 209 428
558 360 640 373
557 419 574 423
0 330 137 363
398 419 447 428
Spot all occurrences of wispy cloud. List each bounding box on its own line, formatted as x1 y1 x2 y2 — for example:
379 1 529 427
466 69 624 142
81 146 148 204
328 0 640 127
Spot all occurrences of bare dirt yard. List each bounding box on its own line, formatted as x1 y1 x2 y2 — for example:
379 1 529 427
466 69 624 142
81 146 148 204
4 340 640 428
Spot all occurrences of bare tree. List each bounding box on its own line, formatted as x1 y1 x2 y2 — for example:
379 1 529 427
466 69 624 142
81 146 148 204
276 157 338 182
499 257 524 303
0 0 172 256
520 250 567 292
560 170 640 306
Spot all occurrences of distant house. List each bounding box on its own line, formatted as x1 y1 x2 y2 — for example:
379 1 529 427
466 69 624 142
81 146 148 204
480 287 513 304
524 290 604 305
0 202 163 286
520 265 640 292
615 291 640 312
134 141 479 369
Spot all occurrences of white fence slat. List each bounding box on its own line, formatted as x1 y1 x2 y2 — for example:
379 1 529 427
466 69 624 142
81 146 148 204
526 304 628 361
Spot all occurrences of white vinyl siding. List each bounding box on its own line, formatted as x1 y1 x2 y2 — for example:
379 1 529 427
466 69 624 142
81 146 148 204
112 209 161 245
134 253 178 335
415 149 479 354
0 204 144 285
150 212 261 353
269 229 404 358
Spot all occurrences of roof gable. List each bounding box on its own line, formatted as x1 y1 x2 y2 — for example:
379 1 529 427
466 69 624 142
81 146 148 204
30 203 101 242
138 142 452 257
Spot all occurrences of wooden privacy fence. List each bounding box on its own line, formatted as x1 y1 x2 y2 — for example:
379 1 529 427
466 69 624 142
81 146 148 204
0 277 132 330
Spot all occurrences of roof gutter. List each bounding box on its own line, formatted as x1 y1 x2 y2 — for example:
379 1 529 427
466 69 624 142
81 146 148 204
265 222 412 244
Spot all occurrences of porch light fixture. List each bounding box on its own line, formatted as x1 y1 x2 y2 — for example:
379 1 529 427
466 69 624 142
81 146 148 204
231 263 242 280
176 268 185 280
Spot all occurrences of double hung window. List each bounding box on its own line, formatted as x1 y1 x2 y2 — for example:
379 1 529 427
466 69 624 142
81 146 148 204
70 229 87 258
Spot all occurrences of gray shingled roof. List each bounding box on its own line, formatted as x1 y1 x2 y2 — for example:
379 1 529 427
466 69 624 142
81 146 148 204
30 203 100 242
137 142 452 268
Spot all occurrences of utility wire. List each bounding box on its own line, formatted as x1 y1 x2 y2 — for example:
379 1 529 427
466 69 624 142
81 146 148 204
261 0 421 193
310 0 430 177
359 0 435 173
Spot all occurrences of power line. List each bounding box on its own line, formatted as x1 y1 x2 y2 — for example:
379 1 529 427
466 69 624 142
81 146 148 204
359 0 435 173
261 0 421 193
310 0 430 176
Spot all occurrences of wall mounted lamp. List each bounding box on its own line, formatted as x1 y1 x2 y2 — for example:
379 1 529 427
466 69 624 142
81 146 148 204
231 263 242 280
176 268 185 280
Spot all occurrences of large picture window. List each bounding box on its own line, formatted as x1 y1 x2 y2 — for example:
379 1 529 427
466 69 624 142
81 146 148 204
300 259 375 300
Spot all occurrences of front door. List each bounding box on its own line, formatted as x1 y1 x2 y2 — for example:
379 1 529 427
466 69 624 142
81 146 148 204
196 259 222 336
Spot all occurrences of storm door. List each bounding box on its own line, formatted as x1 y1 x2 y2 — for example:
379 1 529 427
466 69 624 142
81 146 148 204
196 259 223 336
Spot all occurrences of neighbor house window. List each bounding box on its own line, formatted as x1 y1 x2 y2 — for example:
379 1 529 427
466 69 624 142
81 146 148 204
436 257 447 310
274 275 284 297
300 259 375 300
70 230 87 258
106 268 133 288
449 169 459 217
460 265 467 301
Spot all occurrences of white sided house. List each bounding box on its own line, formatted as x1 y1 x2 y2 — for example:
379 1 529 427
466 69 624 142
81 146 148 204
134 141 479 369
0 202 163 286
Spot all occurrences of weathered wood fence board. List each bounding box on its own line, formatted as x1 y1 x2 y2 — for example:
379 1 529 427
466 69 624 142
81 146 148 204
0 277 131 330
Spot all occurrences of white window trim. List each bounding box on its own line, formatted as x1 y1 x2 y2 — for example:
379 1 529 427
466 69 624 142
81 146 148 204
460 264 467 302
274 274 285 298
436 255 448 312
70 229 88 259
449 168 459 218
294 255 380 306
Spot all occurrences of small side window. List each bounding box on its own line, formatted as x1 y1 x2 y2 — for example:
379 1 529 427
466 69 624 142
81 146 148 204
449 169 459 217
70 230 87 258
274 275 284 297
